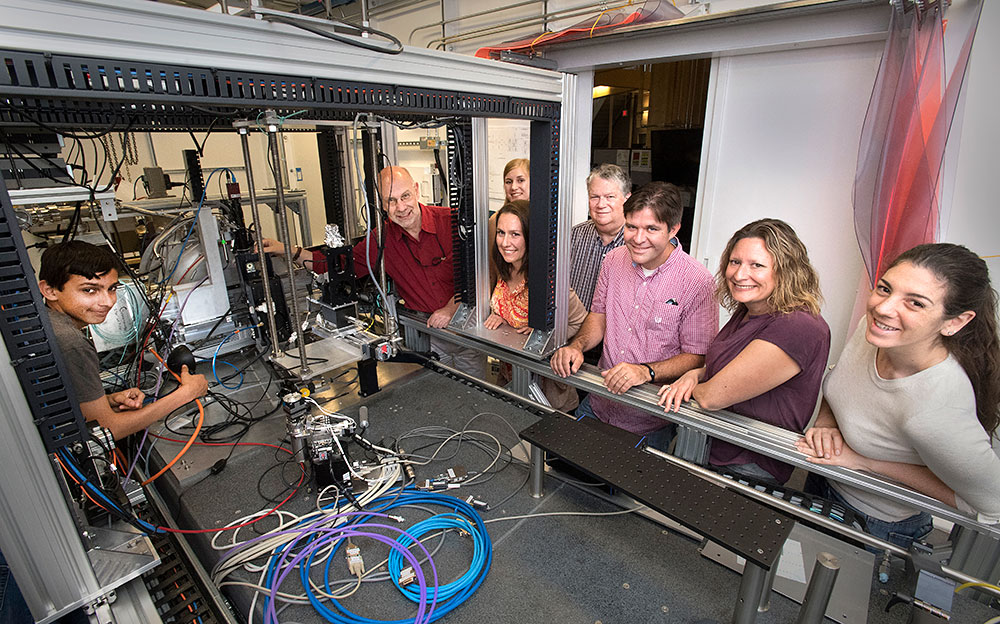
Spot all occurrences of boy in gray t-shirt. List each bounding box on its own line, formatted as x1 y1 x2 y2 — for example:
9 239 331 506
38 241 207 440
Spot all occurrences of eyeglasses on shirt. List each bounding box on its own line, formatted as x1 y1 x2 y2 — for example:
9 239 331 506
402 234 447 267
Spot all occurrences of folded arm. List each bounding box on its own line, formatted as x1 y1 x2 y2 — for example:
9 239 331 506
80 366 208 440
659 339 799 412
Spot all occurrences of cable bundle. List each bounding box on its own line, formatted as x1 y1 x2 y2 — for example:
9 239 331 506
212 482 492 624
55 448 160 535
309 489 491 624
384 503 491 613
211 459 403 615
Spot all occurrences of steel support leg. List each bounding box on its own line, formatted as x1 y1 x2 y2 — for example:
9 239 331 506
757 551 781 612
266 123 310 377
529 445 544 498
795 553 840 624
732 562 768 624
511 365 531 398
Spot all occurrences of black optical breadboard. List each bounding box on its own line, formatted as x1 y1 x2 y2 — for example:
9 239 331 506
0 179 89 453
520 416 793 570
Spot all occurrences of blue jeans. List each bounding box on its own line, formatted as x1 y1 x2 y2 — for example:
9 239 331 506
575 395 677 452
805 474 933 550
0 548 32 624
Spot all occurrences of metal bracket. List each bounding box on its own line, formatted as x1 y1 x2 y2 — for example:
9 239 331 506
522 327 553 356
526 380 552 407
98 196 118 222
83 590 116 622
448 303 476 329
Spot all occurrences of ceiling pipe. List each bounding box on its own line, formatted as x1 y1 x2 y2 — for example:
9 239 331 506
367 0 436 17
426 0 637 50
409 0 539 45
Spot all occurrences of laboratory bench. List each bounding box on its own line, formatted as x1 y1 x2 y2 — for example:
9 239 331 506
144 360 997 624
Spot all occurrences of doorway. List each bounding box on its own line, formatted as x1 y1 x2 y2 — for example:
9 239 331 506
591 58 710 251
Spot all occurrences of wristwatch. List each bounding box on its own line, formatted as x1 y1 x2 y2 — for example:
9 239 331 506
642 363 655 382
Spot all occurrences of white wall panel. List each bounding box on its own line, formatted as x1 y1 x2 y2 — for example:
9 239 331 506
371 0 443 48
692 41 883 358
284 133 327 247
941 0 1000 285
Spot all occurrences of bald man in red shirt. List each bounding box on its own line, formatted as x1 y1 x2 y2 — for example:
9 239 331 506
353 167 484 376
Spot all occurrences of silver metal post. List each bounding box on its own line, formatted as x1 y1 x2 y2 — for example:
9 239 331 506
511 365 531 398
757 551 781 612
375 188 388 319
529 445 545 498
266 124 310 377
359 126 396 336
947 525 974 569
369 132 397 336
795 553 841 624
470 118 490 326
552 72 576 347
733 562 768 624
238 127 282 359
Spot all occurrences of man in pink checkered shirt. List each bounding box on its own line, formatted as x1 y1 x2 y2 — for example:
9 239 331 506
551 182 718 441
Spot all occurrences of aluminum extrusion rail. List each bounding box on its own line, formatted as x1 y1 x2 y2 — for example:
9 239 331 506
0 0 565 106
398 313 1000 539
643 446 1000 600
417 352 1000 600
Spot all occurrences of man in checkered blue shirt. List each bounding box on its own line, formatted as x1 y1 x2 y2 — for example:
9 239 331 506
569 164 631 311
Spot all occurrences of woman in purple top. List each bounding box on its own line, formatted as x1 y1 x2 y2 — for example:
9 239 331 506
657 219 831 483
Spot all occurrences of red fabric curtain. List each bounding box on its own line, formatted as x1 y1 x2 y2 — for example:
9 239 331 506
853 1 982 284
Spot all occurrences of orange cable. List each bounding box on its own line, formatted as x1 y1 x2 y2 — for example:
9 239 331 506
529 30 554 53
55 454 80 485
589 9 612 38
115 448 128 471
175 586 197 617
55 455 114 513
141 348 204 486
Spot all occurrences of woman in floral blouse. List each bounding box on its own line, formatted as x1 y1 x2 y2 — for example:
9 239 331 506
486 200 587 410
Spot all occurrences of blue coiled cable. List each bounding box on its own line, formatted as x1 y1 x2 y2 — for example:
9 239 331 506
387 513 487 603
265 487 490 624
